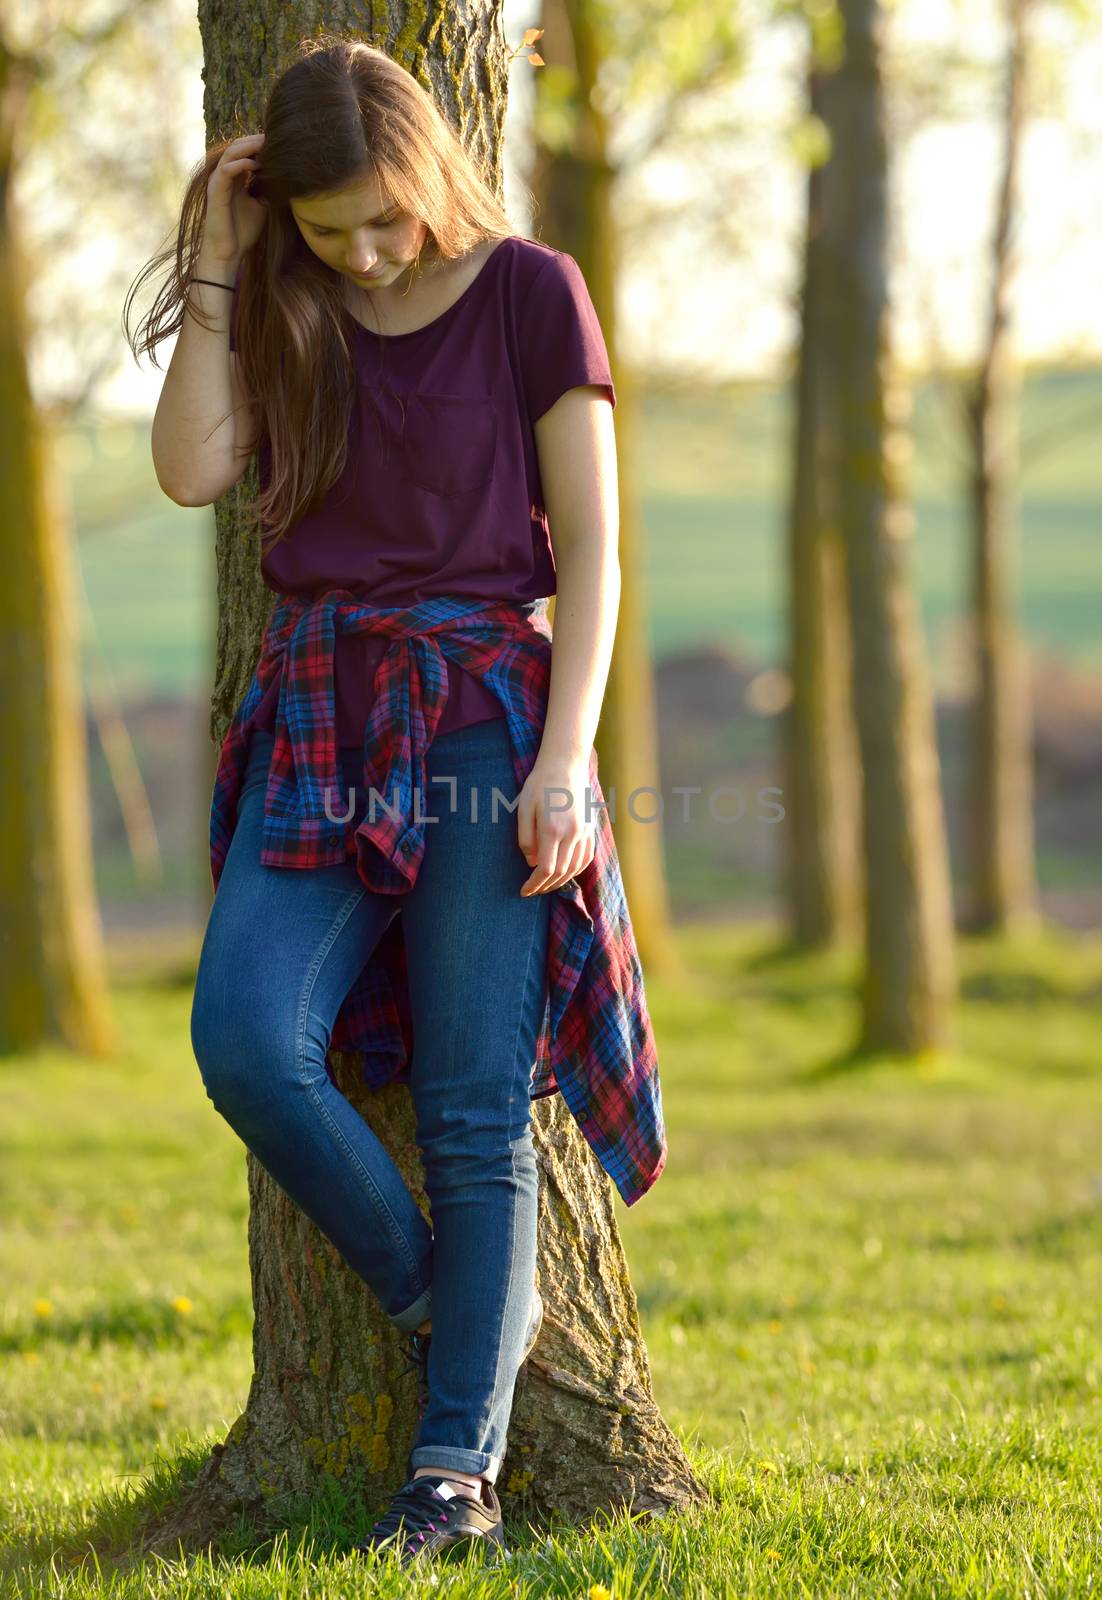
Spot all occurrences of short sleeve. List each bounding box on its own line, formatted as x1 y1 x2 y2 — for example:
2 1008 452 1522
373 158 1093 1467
516 251 616 425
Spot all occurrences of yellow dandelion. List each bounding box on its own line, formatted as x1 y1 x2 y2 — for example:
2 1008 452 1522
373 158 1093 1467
589 1586 614 1600
768 1319 782 1334
765 1548 782 1561
171 1296 193 1315
757 1460 779 1474
802 1360 817 1374
150 1396 167 1410
22 1351 40 1363
33 1298 53 1317
90 1382 104 1394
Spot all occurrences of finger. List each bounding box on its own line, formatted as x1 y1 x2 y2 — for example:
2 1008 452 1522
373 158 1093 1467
521 837 574 895
217 160 263 186
563 835 596 888
520 866 553 896
520 850 560 895
541 836 587 892
517 794 538 864
534 847 574 893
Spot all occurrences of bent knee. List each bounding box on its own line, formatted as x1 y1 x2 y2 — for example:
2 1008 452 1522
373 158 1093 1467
190 978 297 1111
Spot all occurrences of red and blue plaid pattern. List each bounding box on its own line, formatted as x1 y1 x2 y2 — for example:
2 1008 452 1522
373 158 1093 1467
207 590 667 1207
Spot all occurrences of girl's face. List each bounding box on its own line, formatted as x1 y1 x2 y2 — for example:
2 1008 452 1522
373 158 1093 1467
290 176 430 289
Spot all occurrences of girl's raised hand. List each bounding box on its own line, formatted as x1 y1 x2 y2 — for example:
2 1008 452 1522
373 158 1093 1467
203 132 268 263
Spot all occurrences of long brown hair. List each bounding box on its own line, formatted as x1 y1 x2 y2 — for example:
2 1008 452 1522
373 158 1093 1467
125 33 515 553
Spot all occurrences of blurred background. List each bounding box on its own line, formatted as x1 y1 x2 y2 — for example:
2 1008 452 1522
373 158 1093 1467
4 0 1102 1586
10 0 1100 960
18 0 1102 956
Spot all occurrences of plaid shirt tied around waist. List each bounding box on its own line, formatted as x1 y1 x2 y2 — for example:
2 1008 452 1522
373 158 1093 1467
207 590 667 1207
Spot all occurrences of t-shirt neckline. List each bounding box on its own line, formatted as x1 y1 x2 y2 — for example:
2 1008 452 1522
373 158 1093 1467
347 235 514 342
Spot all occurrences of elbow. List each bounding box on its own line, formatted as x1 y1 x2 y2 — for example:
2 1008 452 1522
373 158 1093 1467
153 457 246 506
155 472 212 508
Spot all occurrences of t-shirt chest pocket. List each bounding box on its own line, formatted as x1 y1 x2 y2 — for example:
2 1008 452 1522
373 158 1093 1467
396 392 498 499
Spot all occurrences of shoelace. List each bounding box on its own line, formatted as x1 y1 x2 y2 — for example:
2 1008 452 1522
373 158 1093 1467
400 1332 430 1417
368 1477 452 1556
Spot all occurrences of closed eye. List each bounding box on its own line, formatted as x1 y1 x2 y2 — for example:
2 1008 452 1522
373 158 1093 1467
312 216 397 237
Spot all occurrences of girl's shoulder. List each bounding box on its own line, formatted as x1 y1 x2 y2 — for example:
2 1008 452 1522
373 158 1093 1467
498 233 576 285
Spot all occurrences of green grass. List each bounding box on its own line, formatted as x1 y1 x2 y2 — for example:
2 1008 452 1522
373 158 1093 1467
72 365 1102 702
2 921 1101 1593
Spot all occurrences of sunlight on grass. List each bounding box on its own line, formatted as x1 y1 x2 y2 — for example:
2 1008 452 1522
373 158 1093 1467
2 921 1100 1594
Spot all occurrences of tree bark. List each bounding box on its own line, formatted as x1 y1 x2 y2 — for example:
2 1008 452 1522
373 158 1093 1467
963 0 1038 935
138 1072 700 1555
819 0 957 1053
134 5 703 1558
784 50 863 951
0 36 115 1059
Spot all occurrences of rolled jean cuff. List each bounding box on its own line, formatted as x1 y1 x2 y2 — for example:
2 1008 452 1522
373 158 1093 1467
409 1445 502 1486
391 1282 433 1335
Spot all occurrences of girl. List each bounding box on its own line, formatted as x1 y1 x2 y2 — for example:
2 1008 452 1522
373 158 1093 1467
128 32 664 1567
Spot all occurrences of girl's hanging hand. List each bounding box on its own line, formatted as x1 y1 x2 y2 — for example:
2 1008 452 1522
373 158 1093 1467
516 753 597 896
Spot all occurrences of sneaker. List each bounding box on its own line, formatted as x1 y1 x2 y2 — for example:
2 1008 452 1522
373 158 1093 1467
353 1472 509 1565
401 1288 544 1421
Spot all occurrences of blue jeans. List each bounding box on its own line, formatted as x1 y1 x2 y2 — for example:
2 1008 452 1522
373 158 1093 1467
190 717 551 1485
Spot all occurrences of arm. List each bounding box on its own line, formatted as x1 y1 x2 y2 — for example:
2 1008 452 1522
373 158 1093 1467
537 385 621 760
150 250 259 505
516 384 621 896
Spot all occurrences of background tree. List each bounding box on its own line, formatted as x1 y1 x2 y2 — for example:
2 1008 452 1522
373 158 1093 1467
527 0 749 981
136 11 704 1557
783 2 864 951
892 0 1100 940
962 0 1039 935
818 0 957 1054
0 27 114 1058
2 0 212 1050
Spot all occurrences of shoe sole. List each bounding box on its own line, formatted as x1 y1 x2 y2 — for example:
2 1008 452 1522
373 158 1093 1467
437 1523 510 1561
360 1531 510 1568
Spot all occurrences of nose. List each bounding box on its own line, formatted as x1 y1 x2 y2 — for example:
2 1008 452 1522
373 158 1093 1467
345 224 381 273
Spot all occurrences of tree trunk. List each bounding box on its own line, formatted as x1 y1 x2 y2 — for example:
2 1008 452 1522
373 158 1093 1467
784 51 863 951
963 0 1038 935
819 0 957 1053
529 0 684 982
138 1071 699 1554
0 38 114 1059
135 5 704 1557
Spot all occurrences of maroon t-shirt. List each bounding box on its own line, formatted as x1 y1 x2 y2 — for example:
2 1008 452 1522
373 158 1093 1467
228 235 616 751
